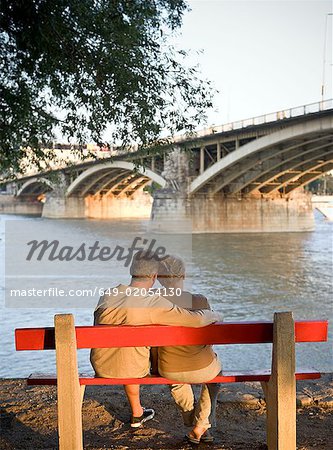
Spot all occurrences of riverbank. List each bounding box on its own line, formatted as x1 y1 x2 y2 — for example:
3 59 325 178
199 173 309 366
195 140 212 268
0 375 332 449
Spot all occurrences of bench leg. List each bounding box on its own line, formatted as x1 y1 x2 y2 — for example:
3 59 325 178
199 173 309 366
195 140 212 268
55 314 83 450
261 312 296 450
81 385 86 405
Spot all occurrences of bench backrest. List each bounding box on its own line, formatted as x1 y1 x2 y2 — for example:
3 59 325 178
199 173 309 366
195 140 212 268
15 320 328 351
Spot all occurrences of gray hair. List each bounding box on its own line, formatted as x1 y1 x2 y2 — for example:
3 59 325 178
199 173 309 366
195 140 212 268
158 255 185 284
130 250 159 280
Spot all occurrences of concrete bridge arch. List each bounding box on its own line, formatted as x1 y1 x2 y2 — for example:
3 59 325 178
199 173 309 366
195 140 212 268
66 161 166 198
41 161 166 219
190 115 333 195
16 177 56 198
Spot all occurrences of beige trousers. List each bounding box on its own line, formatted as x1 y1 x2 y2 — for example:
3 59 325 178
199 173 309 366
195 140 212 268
159 357 222 429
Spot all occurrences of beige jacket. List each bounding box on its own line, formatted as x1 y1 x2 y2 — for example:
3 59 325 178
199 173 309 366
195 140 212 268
90 284 220 378
158 291 218 373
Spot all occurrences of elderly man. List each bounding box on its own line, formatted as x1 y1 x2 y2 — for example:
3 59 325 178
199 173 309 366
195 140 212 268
90 250 220 428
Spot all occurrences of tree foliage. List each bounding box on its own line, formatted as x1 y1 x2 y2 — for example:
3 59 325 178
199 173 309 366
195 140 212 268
307 174 333 195
0 0 214 173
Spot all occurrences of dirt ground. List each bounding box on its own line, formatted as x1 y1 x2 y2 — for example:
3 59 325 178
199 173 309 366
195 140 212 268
0 379 332 450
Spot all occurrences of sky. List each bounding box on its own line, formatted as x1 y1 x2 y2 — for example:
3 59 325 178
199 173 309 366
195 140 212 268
173 0 333 127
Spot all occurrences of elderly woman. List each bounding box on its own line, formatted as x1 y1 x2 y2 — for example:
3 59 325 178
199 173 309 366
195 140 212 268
157 255 222 444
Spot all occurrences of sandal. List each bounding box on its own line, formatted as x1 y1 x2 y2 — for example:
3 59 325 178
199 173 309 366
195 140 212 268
185 433 201 445
201 430 214 443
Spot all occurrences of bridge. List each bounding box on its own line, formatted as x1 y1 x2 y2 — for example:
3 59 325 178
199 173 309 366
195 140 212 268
1 99 332 232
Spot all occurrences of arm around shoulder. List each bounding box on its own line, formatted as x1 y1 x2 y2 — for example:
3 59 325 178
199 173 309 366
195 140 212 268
192 309 223 327
149 295 222 327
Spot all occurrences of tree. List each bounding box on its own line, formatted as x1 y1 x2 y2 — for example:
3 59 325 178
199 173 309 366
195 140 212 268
0 0 214 174
307 174 333 195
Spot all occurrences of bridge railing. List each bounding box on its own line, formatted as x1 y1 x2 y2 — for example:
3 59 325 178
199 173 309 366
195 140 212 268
189 99 333 139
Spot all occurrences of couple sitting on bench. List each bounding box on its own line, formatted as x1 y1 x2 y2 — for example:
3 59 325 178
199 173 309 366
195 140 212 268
90 250 223 445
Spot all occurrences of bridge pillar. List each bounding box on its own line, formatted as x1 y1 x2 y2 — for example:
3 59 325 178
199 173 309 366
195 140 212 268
85 190 153 219
42 195 86 219
151 189 314 233
150 190 190 232
189 190 314 233
0 195 43 216
152 147 314 233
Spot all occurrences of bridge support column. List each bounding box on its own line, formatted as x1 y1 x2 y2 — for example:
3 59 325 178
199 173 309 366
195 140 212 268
0 195 43 216
217 142 221 161
200 147 205 174
150 190 190 232
42 195 85 219
85 191 153 219
151 190 314 233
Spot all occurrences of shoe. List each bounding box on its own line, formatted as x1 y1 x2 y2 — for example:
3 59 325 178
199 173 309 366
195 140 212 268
185 433 200 445
185 429 214 445
130 407 155 428
201 430 214 443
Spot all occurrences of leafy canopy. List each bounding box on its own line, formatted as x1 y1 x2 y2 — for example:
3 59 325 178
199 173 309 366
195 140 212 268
0 0 214 173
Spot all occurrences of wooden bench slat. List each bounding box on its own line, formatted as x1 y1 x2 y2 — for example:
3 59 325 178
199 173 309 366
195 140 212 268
26 369 321 386
15 320 328 351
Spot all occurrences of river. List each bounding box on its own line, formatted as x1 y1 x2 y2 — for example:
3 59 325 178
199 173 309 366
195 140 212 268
0 213 332 377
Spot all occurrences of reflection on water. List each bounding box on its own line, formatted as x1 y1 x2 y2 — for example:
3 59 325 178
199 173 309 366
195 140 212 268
192 230 331 320
0 212 332 377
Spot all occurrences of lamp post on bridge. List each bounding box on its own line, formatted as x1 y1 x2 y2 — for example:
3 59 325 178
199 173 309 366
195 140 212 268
321 13 333 108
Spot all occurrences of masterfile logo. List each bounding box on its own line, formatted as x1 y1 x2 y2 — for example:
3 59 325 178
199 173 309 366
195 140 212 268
25 237 168 265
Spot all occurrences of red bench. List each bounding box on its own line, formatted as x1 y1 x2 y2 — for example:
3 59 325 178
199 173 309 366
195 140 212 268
15 312 328 450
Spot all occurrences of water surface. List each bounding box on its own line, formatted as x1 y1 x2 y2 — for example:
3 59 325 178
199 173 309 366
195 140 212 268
0 213 331 377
